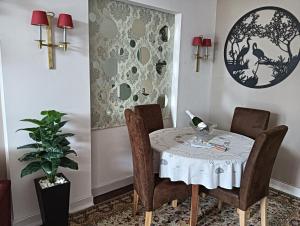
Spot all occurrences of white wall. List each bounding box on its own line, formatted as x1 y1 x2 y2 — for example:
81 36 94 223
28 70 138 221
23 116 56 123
91 0 217 195
210 0 300 189
0 1 92 225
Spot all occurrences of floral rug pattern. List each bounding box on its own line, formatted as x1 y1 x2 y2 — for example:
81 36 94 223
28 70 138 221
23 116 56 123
69 189 300 226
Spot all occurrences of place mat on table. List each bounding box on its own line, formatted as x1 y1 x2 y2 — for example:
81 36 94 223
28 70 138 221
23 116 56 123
189 136 228 152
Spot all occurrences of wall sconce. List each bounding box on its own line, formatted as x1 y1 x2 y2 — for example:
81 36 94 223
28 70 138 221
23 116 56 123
31 10 74 69
192 36 212 72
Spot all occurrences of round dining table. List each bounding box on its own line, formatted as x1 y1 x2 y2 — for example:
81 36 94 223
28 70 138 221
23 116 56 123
149 127 254 226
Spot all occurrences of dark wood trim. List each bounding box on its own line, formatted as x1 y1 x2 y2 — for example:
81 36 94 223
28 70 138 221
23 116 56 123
93 184 134 204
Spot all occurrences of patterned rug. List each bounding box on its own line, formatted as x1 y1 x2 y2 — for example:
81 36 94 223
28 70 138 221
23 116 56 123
69 189 300 226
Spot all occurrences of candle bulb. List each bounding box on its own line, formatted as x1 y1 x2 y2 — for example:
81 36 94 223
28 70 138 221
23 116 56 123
38 25 43 49
205 47 209 59
63 27 67 43
39 25 42 41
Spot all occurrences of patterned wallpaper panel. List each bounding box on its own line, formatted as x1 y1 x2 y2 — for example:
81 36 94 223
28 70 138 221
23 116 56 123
89 0 175 130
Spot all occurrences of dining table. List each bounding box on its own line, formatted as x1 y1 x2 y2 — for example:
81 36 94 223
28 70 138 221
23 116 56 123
149 127 254 226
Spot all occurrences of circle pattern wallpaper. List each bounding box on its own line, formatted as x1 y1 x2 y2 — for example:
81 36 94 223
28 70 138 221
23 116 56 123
224 7 300 88
89 0 175 129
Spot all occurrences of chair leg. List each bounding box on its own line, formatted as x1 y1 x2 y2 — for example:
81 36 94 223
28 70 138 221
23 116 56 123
247 210 250 219
133 190 139 215
218 200 222 211
189 185 200 226
260 197 268 226
145 211 153 226
237 208 247 226
172 199 178 208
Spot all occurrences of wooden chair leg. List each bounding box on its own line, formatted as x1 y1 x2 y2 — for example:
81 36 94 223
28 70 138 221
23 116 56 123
246 210 250 219
260 197 268 226
133 190 139 215
145 211 153 226
189 185 199 226
237 208 247 226
218 200 222 211
172 199 178 208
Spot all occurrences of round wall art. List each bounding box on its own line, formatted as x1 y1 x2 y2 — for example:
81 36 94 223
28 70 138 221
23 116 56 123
224 6 300 88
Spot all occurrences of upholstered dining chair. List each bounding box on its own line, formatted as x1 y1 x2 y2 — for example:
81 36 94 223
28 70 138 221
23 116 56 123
0 180 11 226
203 125 288 226
134 104 164 134
125 109 190 226
231 107 270 139
214 107 271 209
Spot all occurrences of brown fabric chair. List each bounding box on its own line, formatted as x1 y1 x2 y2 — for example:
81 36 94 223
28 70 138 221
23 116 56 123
203 125 288 226
231 107 270 139
0 180 11 226
134 104 164 134
125 109 190 226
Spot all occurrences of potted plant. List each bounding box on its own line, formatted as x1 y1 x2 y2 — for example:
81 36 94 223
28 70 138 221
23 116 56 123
17 110 78 226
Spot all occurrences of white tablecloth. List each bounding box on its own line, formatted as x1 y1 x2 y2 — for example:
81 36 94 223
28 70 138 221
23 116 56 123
150 127 254 189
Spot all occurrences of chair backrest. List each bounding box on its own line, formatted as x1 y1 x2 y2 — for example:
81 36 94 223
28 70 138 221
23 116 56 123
134 104 164 134
239 125 288 210
231 107 270 139
124 109 154 210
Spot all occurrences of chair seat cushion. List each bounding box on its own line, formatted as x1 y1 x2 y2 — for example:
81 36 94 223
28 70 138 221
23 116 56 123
153 178 190 209
205 186 240 208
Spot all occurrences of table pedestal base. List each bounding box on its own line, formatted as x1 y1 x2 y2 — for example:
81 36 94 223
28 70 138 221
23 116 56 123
189 185 199 226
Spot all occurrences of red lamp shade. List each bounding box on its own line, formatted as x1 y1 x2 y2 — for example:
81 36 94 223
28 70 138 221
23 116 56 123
57 14 74 29
31 10 49 26
192 37 202 46
202 38 212 47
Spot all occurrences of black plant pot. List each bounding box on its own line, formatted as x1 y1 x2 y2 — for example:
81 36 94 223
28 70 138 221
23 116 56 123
34 173 70 226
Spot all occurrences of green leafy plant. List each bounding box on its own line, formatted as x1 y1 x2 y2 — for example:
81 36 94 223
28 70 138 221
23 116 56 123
17 110 78 183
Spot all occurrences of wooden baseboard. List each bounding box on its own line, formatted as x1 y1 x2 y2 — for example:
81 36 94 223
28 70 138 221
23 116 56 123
94 184 133 204
92 176 133 197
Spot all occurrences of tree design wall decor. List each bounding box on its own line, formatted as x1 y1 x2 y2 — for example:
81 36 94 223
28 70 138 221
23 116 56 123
224 7 300 88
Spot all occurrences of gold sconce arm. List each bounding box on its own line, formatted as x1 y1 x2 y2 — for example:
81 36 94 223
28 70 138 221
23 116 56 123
58 42 70 51
195 45 202 72
35 40 45 49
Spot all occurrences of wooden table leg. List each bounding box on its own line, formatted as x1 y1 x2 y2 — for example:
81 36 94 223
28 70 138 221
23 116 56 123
189 185 199 226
